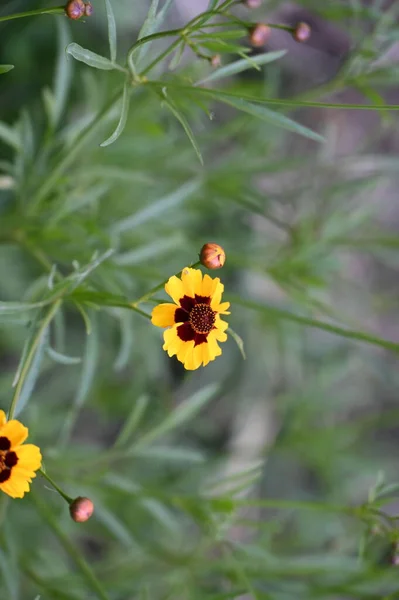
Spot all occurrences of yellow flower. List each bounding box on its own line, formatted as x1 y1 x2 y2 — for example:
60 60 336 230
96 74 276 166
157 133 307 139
0 411 41 499
151 267 230 370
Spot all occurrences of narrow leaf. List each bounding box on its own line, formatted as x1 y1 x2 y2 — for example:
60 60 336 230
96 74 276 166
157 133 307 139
209 92 325 142
0 122 21 151
15 328 49 417
197 50 287 85
53 18 72 128
59 312 99 445
100 82 130 147
135 0 175 66
114 395 149 448
66 43 121 71
104 0 117 62
163 95 203 165
227 327 246 359
0 65 14 74
110 180 200 234
133 384 218 449
46 346 82 365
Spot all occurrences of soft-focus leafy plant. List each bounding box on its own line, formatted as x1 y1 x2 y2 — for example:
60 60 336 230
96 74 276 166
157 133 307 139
2 0 399 598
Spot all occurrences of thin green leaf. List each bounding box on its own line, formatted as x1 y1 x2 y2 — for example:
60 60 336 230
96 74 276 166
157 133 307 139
113 311 134 371
66 43 123 72
59 311 99 445
135 0 175 67
93 501 138 548
233 295 399 354
227 327 246 360
46 346 82 365
114 395 149 448
196 50 287 85
207 0 219 8
206 91 325 143
0 122 21 151
0 65 14 74
132 445 205 463
110 180 201 235
73 301 92 334
52 18 72 128
163 94 204 164
100 81 130 147
133 383 219 450
104 0 117 63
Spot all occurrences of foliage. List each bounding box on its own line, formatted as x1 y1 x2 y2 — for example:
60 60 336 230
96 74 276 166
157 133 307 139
1 0 399 598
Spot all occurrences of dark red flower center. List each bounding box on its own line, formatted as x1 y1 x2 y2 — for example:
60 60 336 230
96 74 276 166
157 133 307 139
175 295 217 346
0 436 18 483
189 303 216 334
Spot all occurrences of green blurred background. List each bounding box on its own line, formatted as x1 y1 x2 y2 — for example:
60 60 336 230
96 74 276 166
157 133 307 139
2 1 399 598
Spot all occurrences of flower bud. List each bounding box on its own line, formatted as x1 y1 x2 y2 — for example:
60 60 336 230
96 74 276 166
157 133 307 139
200 243 226 270
293 22 311 43
243 0 262 8
249 24 271 48
69 497 94 522
210 55 222 68
65 0 85 20
84 2 93 16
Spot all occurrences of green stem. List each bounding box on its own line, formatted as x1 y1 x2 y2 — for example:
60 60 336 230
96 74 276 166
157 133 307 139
130 261 200 308
8 299 62 419
31 492 111 600
0 6 65 23
39 468 73 504
127 29 182 76
140 38 183 77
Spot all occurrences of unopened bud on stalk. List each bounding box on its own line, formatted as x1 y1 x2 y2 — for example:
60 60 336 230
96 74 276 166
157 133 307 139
244 0 262 8
293 22 311 43
210 55 222 68
84 2 93 16
69 497 94 522
249 23 271 48
65 0 85 19
200 243 226 270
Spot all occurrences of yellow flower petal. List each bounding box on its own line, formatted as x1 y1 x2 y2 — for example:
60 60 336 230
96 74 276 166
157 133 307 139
215 317 229 332
0 411 6 428
210 280 224 310
202 343 211 367
176 339 195 365
181 267 202 298
207 331 223 360
163 326 183 357
202 274 218 298
165 275 184 305
0 477 30 499
215 301 230 315
183 343 204 370
14 444 42 471
151 303 177 328
0 420 28 447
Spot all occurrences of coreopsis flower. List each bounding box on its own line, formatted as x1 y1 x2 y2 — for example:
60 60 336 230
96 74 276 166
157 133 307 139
151 267 230 370
0 411 41 498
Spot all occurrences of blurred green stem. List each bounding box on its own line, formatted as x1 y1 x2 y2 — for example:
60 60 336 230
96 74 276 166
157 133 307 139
31 492 111 600
0 7 65 23
8 300 62 420
130 260 200 308
39 468 73 504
